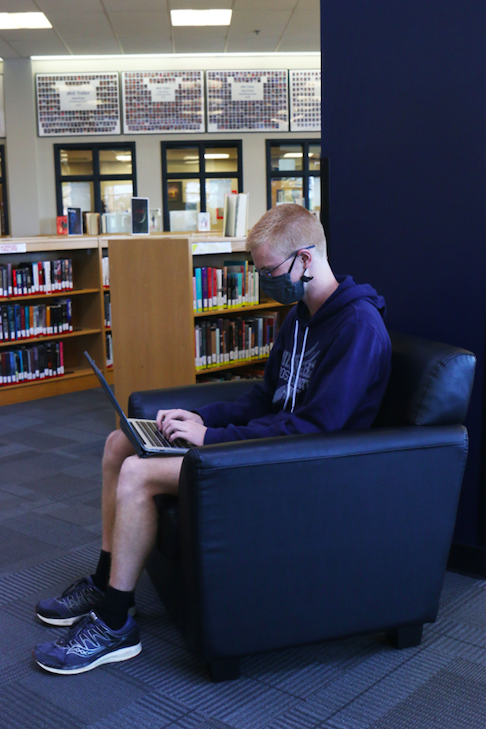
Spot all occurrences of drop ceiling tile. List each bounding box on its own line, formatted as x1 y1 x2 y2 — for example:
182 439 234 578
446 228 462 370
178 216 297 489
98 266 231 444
60 36 122 55
233 0 296 8
295 0 319 9
109 11 171 39
172 27 228 41
36 0 103 11
228 10 291 37
285 10 320 35
173 32 226 54
225 35 281 53
103 0 170 10
0 39 20 57
0 0 38 10
169 0 232 7
46 12 115 38
277 35 320 52
118 37 174 55
1 30 69 56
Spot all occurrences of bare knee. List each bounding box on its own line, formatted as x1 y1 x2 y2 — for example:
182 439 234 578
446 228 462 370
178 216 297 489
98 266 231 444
116 455 151 505
103 429 134 471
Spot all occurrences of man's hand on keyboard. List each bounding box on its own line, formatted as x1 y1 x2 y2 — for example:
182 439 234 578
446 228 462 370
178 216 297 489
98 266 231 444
157 409 207 447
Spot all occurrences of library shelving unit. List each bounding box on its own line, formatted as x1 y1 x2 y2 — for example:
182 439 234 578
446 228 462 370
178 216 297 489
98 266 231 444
0 236 107 406
105 234 286 414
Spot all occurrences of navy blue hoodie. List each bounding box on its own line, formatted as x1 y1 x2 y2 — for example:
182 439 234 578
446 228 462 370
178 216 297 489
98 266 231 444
198 275 391 444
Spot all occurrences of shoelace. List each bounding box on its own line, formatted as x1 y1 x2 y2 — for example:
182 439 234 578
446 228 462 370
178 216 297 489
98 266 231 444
57 612 109 648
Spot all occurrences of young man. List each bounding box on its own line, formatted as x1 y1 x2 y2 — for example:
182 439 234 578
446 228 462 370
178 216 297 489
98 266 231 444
33 204 391 675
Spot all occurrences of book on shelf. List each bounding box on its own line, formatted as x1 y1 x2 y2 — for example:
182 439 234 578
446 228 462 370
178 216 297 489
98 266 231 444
106 331 113 368
67 207 82 236
192 263 259 312
223 193 249 237
0 299 73 342
56 216 68 236
0 340 64 385
194 312 279 370
102 256 110 288
103 291 111 328
83 212 100 236
0 259 73 298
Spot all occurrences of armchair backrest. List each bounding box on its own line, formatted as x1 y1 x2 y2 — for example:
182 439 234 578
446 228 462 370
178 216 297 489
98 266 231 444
374 331 476 427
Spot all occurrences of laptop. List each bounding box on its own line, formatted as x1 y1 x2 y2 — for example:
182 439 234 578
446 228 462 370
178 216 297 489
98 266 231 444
84 352 190 458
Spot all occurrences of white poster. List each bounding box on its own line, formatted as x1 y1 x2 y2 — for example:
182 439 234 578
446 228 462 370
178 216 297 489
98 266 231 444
144 77 178 103
57 83 99 111
229 76 265 102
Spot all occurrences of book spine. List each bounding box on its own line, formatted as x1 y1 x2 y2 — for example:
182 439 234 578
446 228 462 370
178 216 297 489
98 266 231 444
202 267 208 310
212 267 218 309
195 268 203 312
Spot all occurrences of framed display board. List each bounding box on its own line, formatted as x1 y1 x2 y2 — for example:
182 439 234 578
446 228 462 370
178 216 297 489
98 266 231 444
289 70 321 132
36 72 121 137
122 71 204 134
206 70 288 132
0 76 5 138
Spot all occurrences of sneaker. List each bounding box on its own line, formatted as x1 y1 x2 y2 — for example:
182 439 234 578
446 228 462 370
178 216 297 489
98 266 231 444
36 576 137 627
36 576 105 626
33 611 142 675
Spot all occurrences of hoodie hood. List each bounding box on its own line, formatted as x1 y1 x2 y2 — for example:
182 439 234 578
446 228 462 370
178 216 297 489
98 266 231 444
296 274 387 325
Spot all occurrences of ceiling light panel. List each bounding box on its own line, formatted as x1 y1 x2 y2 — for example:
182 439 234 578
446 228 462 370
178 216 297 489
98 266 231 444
171 9 232 26
0 13 52 29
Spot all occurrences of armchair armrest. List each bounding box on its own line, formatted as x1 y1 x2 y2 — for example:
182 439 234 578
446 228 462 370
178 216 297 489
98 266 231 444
177 425 468 659
128 379 257 419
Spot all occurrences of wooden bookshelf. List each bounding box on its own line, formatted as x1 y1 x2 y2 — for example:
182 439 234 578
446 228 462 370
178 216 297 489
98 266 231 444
106 235 285 413
0 236 108 405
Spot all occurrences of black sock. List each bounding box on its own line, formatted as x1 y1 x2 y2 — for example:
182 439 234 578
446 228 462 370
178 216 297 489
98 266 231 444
96 586 135 631
91 550 111 592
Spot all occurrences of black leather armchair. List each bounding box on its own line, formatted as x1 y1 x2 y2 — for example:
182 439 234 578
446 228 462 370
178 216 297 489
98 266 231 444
128 331 476 682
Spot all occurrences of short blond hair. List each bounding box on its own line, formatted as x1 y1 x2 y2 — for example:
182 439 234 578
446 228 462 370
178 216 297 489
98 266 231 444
246 204 327 259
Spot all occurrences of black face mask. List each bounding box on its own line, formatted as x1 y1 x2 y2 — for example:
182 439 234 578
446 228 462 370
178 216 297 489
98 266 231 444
259 247 314 305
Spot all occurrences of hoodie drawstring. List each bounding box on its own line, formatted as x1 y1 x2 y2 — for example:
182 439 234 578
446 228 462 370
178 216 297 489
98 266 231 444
283 320 309 413
291 326 309 413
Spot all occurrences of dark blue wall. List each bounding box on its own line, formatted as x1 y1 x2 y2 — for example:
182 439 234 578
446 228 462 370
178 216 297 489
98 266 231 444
321 1 485 553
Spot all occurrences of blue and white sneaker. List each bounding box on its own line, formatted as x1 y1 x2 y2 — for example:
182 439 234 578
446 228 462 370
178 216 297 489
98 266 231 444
36 576 106 626
33 611 142 675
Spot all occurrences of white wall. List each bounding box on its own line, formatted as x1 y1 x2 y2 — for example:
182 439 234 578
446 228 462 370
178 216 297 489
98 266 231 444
4 53 320 236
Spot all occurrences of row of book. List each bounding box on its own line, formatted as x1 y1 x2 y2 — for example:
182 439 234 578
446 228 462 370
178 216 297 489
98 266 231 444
104 291 111 328
106 332 114 367
0 341 65 385
0 300 73 342
193 262 260 312
0 259 74 298
194 313 279 370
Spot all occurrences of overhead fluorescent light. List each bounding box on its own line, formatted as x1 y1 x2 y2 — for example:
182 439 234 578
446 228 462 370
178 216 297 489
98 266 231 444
171 9 232 27
204 153 229 160
116 154 132 162
283 152 303 158
0 13 51 29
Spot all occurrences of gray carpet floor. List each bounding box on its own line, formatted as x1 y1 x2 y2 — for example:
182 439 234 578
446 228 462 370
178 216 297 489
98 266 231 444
0 388 484 729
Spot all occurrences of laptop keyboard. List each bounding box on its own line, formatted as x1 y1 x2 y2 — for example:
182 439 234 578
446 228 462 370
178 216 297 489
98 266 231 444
136 420 188 450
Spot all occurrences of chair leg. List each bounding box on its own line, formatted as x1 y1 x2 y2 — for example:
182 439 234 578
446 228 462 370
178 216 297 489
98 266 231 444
388 624 424 649
207 657 241 682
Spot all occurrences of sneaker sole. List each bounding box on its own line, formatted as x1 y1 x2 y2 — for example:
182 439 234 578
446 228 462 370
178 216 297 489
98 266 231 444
34 642 142 675
36 604 137 627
